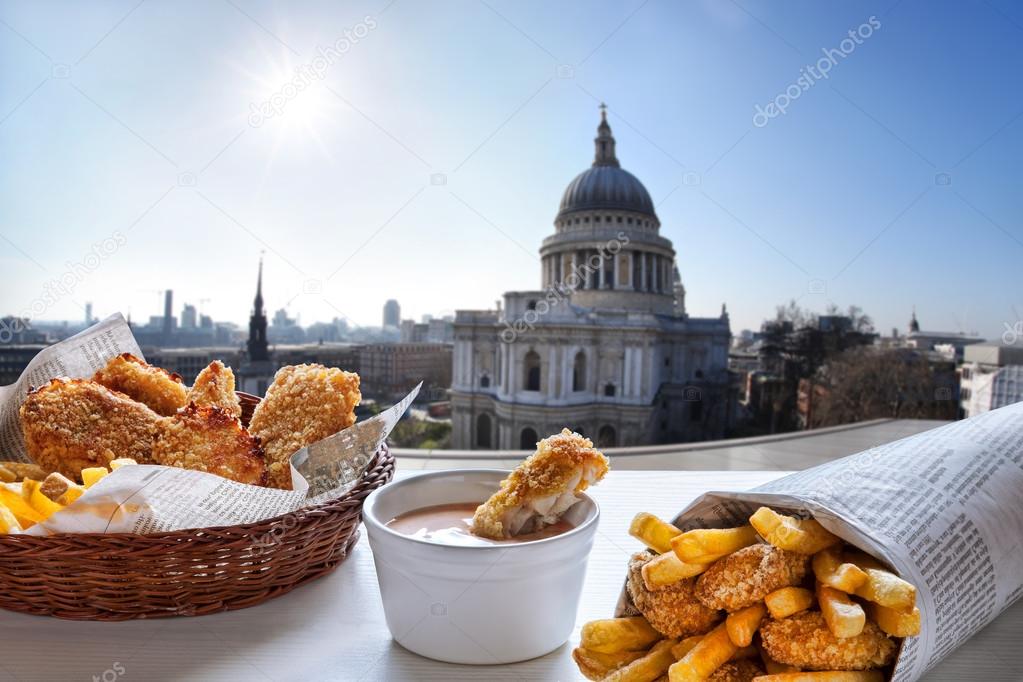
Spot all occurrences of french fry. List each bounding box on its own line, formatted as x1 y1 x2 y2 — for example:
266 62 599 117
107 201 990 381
21 479 64 519
845 551 917 612
604 637 679 682
573 647 647 680
761 651 801 674
668 623 737 682
673 637 756 663
629 512 682 554
0 466 14 483
750 672 883 682
81 467 109 489
817 583 865 638
671 525 758 564
0 484 44 527
670 636 704 660
0 502 23 533
642 551 710 590
867 602 922 637
581 617 662 654
764 587 814 619
109 458 138 470
57 484 87 506
812 547 867 593
750 507 841 555
726 603 766 647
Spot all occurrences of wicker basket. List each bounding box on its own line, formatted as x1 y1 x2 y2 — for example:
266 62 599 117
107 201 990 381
0 392 394 621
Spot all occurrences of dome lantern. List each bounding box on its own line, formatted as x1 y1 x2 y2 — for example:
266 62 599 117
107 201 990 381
556 105 657 221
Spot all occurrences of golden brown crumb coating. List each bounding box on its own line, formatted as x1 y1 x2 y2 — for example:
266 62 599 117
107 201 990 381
760 611 897 671
0 461 48 481
707 659 764 682
93 353 187 416
471 428 609 540
19 378 160 479
187 361 242 418
152 404 266 486
248 364 360 490
627 552 722 638
696 544 809 612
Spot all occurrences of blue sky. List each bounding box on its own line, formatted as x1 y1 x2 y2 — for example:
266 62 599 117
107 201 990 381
1 0 1020 339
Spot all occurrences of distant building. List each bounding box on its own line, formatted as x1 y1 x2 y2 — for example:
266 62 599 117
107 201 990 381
401 317 454 344
181 304 197 329
0 344 48 385
85 302 94 326
452 107 732 449
162 290 175 337
0 316 48 345
960 342 1023 417
238 259 275 395
383 299 401 329
359 343 452 401
902 311 983 361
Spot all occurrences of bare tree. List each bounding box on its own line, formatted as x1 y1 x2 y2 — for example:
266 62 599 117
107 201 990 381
811 348 956 426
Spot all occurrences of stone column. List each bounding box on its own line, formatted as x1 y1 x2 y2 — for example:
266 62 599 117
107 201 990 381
640 252 647 292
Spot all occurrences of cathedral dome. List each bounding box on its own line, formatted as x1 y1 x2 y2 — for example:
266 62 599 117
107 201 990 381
558 165 655 217
556 106 656 220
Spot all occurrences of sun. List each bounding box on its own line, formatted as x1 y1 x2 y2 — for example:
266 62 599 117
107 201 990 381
236 49 343 167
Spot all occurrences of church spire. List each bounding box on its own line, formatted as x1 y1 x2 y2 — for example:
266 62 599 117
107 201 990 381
247 256 269 362
593 103 620 168
254 256 264 313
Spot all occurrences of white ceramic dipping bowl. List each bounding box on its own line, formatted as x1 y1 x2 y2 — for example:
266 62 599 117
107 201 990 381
363 469 600 665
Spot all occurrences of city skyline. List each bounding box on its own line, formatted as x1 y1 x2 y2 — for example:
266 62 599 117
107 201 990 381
1 1 1021 339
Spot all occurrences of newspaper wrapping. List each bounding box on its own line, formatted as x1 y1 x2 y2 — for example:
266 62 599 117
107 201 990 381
0 314 418 535
614 401 1023 681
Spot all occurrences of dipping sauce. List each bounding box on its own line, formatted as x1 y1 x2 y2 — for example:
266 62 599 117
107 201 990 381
386 502 575 547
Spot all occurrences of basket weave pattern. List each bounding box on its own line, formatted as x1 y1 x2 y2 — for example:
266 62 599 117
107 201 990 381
0 392 394 621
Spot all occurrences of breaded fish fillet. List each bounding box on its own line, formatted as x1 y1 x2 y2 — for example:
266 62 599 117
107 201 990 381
93 353 187 416
707 659 764 682
760 611 897 671
20 378 160 479
248 364 361 490
471 428 609 540
152 404 267 486
626 551 721 638
187 361 242 418
696 544 809 612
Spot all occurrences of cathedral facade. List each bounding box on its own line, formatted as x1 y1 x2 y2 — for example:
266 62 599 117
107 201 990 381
451 109 732 449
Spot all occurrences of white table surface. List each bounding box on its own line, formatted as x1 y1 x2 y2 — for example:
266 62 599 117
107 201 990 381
0 471 1020 682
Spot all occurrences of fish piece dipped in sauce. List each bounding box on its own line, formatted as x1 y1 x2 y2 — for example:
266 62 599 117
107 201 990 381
471 429 608 540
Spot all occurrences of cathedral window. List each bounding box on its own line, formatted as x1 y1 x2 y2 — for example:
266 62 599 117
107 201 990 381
524 351 541 391
572 351 586 391
480 375 490 388
597 425 616 448
604 383 616 397
477 413 492 448
520 427 538 449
